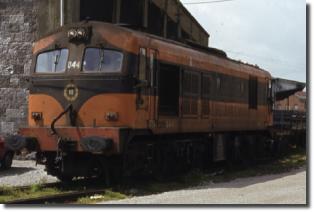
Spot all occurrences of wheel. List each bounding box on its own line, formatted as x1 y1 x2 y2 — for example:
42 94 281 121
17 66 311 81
1 152 14 169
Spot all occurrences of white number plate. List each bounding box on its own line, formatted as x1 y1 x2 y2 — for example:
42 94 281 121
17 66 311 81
68 61 81 70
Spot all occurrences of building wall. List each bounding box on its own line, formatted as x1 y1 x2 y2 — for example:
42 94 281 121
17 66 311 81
275 91 307 112
0 0 39 135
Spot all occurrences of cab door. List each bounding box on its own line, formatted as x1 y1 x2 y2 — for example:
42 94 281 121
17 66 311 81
148 49 158 122
136 47 158 128
266 77 273 125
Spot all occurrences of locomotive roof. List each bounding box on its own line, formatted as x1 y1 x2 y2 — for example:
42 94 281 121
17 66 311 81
35 21 271 78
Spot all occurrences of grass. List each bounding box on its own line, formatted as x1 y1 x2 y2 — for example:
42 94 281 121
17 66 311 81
0 147 306 204
0 185 60 203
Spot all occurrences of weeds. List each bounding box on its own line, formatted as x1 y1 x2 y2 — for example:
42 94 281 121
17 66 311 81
0 186 60 203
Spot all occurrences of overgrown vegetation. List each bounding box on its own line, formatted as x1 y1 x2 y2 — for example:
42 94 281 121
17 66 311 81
0 185 60 203
0 147 306 204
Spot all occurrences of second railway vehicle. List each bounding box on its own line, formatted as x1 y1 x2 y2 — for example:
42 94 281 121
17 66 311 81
7 21 292 181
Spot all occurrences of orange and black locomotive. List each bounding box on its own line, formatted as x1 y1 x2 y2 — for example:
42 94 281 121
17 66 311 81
8 21 278 181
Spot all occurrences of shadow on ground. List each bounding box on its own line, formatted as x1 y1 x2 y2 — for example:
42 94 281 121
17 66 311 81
190 166 306 190
0 167 36 178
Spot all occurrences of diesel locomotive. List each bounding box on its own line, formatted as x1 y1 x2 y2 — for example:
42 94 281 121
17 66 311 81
7 21 286 181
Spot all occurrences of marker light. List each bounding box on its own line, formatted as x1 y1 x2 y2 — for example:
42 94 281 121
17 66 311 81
68 27 90 42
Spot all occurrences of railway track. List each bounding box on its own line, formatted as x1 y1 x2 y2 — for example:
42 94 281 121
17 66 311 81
5 189 108 204
0 182 61 193
1 178 105 192
1 178 112 204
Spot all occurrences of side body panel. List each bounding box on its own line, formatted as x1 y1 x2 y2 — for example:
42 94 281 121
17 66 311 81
22 22 273 155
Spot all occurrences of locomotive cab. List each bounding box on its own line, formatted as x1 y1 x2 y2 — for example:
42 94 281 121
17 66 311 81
28 23 138 131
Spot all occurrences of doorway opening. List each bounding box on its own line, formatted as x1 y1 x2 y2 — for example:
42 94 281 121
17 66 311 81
158 63 180 116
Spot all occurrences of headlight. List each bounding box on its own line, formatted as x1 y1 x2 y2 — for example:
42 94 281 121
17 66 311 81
68 27 90 42
67 29 77 39
77 28 87 38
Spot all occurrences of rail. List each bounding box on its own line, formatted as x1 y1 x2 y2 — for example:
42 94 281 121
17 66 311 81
5 189 108 204
1 178 112 204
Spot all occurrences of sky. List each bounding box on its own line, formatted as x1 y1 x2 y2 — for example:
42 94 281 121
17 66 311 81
182 0 306 83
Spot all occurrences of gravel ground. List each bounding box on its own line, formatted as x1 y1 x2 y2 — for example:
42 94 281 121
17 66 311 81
0 160 58 187
103 167 307 205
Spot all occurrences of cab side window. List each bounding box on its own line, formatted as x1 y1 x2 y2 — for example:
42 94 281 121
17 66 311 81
139 48 147 81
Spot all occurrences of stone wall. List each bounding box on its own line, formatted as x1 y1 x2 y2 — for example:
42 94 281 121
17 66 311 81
0 0 38 135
